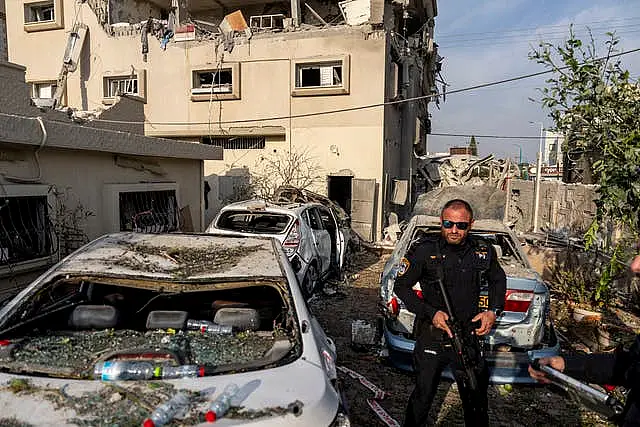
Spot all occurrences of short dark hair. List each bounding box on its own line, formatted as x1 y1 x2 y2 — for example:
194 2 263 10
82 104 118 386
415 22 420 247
441 199 474 219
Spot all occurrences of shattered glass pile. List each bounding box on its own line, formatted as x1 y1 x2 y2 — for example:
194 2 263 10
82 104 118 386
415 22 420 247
0 329 278 378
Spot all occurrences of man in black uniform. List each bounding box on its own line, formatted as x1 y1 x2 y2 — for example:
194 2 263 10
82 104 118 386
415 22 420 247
395 199 507 427
529 253 640 426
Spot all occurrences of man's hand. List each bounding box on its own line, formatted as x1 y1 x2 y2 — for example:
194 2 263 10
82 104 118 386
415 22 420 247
528 356 566 384
432 311 452 338
472 310 496 336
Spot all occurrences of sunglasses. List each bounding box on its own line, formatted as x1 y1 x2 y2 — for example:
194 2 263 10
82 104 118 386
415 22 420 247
442 220 470 230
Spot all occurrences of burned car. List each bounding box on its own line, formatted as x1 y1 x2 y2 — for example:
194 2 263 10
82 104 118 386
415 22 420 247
380 215 560 383
0 233 349 426
206 199 347 298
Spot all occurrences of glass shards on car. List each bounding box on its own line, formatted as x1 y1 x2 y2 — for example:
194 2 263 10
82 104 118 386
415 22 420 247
0 233 348 426
379 215 560 384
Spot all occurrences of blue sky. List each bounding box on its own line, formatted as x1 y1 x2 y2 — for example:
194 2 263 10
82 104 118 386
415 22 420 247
428 0 640 163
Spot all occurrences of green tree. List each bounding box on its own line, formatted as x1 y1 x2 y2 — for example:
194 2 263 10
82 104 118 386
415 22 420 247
469 135 478 156
529 27 640 304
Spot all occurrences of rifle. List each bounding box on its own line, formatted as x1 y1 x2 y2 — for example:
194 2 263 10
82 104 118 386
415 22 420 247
436 275 482 391
531 359 625 421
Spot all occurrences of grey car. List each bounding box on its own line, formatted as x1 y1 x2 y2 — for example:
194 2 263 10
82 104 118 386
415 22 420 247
380 215 560 383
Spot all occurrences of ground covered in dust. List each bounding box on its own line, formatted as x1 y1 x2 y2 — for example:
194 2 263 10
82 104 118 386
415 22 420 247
310 249 615 427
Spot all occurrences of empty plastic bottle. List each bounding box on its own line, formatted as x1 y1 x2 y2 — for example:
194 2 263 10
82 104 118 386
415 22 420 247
143 391 190 427
160 365 204 379
205 383 239 422
186 319 232 335
94 361 159 381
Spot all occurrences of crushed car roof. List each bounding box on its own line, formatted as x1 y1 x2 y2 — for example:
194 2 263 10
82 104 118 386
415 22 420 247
54 232 285 281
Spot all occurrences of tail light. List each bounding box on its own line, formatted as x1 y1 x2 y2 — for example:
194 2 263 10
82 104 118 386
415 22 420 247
282 219 301 256
387 296 399 316
504 289 534 312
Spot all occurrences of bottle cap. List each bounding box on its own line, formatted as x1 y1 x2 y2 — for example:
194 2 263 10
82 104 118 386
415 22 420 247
205 410 216 422
143 419 155 427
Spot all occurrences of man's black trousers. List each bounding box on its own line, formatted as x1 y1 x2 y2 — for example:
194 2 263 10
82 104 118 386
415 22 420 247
403 326 489 427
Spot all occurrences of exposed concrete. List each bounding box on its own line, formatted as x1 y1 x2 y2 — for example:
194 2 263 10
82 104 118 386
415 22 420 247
108 0 164 24
508 179 597 233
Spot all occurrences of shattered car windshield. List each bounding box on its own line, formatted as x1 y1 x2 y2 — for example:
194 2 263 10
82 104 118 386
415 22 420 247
0 277 299 379
216 211 292 234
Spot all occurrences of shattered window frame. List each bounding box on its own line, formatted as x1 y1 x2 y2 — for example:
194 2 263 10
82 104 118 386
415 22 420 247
191 63 241 101
102 69 147 104
23 0 63 32
291 55 350 97
102 183 180 233
118 190 180 233
0 184 57 279
31 81 57 99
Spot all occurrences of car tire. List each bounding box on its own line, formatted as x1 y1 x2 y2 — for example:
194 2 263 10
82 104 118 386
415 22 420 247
302 264 319 300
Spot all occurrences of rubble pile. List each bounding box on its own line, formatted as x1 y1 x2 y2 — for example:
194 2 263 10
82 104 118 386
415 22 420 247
415 154 520 193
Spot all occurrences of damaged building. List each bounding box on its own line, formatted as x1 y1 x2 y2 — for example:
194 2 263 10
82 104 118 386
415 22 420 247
5 0 440 241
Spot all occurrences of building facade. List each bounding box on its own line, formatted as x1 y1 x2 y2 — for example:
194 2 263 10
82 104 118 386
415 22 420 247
5 0 439 240
0 59 222 295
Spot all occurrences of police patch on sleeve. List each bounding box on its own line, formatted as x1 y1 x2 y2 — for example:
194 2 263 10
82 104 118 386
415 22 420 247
398 257 411 276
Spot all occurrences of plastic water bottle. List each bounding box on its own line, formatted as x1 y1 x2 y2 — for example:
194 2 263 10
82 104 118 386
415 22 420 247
143 391 190 427
94 361 158 381
186 319 232 335
205 383 239 422
160 365 204 379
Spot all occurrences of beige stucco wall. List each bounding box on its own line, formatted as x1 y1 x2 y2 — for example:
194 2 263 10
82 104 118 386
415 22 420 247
5 1 391 238
1 147 204 238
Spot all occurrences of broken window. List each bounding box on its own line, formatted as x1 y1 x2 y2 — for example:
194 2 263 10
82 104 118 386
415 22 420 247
296 62 343 88
202 136 266 150
192 69 233 94
0 196 53 266
250 14 285 31
32 82 57 99
24 2 55 23
118 190 179 233
105 76 139 98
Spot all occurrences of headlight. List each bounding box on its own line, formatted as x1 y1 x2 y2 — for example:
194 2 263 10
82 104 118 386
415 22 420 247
330 410 351 427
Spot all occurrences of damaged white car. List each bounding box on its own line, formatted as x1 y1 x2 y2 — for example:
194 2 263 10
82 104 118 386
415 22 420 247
206 199 347 298
380 215 560 383
0 233 349 426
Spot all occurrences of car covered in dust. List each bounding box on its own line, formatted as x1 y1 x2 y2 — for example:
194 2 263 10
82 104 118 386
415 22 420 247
206 199 347 298
380 215 560 383
0 233 349 426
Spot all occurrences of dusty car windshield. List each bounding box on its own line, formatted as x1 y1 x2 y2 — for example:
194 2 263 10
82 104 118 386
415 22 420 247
216 211 292 234
0 277 299 379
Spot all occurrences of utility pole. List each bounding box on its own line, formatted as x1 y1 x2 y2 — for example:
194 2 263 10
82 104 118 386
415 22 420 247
530 122 544 233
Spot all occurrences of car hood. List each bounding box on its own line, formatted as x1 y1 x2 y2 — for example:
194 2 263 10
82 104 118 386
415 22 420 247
0 356 338 426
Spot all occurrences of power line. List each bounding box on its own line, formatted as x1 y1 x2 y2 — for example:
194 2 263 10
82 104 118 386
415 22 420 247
430 133 541 139
85 46 640 126
437 17 640 39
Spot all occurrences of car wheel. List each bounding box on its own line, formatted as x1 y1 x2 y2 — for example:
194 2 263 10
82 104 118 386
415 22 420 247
302 264 319 299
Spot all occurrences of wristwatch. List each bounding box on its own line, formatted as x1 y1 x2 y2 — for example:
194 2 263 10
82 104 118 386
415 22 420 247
490 308 503 317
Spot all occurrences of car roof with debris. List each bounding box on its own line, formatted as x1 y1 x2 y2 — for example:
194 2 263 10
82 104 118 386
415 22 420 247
219 198 323 214
413 215 511 232
53 232 285 281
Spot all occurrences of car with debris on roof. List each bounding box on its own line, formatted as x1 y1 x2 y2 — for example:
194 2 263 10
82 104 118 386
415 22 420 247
380 214 560 383
206 198 347 298
0 233 350 426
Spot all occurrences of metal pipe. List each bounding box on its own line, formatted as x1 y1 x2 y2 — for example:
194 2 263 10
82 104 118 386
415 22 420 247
530 122 544 233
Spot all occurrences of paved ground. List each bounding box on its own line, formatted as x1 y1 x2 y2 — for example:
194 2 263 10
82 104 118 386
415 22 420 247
309 248 615 427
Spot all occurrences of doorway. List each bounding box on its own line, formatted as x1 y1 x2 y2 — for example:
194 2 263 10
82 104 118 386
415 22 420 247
327 175 352 215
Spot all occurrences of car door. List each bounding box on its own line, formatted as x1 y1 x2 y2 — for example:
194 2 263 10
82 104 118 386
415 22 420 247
305 207 332 275
317 206 346 271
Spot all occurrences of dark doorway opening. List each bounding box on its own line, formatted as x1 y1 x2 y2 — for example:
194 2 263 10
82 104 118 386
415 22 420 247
327 175 352 215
